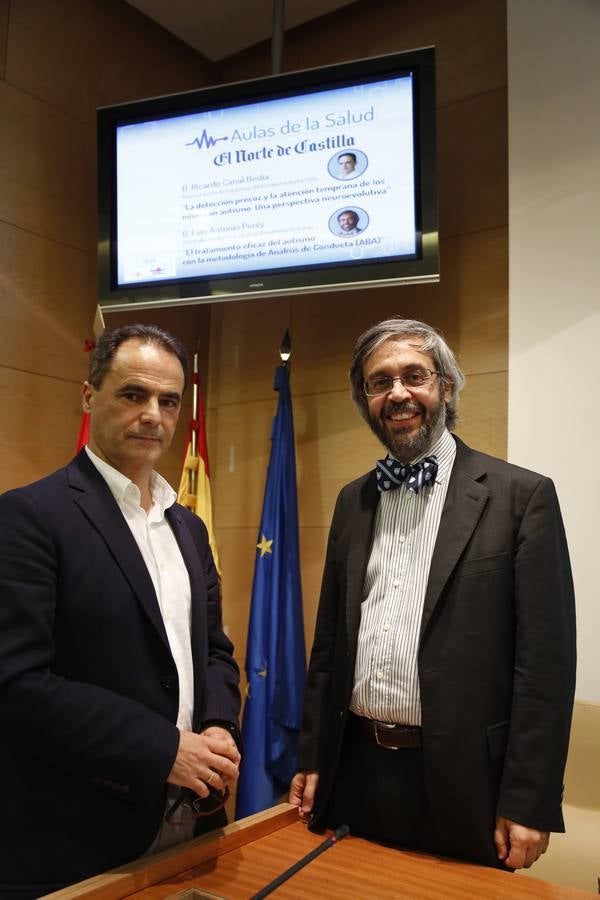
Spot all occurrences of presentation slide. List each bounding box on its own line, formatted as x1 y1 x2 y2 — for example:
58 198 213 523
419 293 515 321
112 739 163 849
116 74 417 286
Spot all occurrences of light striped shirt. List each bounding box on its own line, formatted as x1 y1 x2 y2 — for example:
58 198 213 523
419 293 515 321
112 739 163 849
350 429 456 725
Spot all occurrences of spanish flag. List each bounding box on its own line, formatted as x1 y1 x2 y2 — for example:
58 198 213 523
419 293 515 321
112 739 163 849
76 413 90 452
177 374 221 578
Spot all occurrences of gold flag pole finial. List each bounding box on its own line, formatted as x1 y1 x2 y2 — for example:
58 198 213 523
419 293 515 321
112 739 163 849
93 305 105 339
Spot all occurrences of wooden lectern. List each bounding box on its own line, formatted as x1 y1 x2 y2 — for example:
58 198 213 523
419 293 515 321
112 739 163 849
42 803 596 899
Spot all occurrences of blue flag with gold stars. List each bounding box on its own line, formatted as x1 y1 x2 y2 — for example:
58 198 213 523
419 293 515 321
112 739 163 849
236 364 306 819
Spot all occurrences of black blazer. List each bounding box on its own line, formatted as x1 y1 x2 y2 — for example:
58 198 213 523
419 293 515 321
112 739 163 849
299 437 576 865
0 451 240 895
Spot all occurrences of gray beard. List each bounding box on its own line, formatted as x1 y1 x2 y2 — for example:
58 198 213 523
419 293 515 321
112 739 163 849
368 397 446 464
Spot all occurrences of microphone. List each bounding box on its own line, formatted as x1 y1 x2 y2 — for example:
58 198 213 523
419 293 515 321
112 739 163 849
248 824 350 899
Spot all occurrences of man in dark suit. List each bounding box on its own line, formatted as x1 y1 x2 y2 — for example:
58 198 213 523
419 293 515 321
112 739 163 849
0 324 241 898
290 317 576 870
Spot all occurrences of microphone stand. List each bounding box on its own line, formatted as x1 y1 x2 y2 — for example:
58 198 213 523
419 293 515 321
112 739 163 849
248 824 350 899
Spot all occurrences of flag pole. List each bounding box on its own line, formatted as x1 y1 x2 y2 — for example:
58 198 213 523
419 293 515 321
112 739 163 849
235 329 306 819
176 355 222 578
76 306 105 452
190 352 199 497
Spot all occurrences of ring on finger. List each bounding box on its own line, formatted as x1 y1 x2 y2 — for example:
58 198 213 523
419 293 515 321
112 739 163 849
206 771 215 786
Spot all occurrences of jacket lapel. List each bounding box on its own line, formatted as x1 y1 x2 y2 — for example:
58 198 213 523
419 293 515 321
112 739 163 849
165 504 204 649
67 451 171 651
166 504 208 730
346 473 379 646
419 438 489 641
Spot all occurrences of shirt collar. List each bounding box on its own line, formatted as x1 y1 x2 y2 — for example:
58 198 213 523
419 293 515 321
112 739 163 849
84 445 176 518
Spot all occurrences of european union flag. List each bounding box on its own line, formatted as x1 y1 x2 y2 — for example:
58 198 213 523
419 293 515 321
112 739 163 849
235 364 306 819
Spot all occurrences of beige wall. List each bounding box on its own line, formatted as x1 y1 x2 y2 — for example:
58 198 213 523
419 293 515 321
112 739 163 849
0 0 216 493
212 0 509 671
507 0 600 704
507 4 600 891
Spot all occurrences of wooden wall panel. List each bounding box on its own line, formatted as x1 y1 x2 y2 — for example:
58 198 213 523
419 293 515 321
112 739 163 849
438 88 508 238
448 227 508 375
0 80 96 251
6 19 99 123
207 395 276 529
207 296 292 408
92 0 214 109
454 371 508 459
10 0 109 49
295 388 380 527
222 0 507 108
0 369 82 492
0 222 96 382
298 527 329 651
214 525 257 661
0 0 8 81
9 0 213 117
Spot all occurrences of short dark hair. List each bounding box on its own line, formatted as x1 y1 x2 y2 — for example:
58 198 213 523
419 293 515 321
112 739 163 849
88 324 189 391
338 209 358 222
338 152 357 164
349 317 466 430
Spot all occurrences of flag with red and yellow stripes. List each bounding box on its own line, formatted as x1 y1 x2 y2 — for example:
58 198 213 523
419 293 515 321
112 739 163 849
177 376 221 578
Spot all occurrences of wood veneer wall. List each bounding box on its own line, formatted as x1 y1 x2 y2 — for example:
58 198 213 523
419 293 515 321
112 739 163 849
210 0 508 669
0 0 215 492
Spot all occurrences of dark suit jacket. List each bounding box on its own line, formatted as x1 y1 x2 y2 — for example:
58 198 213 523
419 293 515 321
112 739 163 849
298 437 576 865
0 450 240 896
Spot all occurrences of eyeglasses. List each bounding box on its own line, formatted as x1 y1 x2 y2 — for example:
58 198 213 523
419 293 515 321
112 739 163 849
165 785 230 826
364 369 440 398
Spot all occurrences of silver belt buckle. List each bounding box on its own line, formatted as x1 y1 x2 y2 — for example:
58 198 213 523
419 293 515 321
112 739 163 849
374 721 401 750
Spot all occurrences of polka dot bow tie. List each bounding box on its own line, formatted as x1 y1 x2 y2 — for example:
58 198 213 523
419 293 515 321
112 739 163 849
375 455 438 494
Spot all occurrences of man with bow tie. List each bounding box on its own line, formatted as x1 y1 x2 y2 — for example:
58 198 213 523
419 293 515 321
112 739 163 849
290 317 576 871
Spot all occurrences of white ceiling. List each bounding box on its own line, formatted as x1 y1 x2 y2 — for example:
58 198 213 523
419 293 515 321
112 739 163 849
126 0 359 62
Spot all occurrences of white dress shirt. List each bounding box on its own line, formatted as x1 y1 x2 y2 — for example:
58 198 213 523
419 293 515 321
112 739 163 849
85 446 194 731
350 429 456 725
85 447 198 851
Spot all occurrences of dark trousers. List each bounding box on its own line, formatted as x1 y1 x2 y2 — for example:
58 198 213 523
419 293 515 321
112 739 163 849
327 713 503 869
328 713 436 851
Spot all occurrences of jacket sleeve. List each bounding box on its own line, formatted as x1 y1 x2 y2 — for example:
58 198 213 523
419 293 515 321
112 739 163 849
0 488 180 809
497 476 576 831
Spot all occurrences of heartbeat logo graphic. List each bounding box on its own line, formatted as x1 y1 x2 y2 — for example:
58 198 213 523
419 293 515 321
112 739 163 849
185 129 229 150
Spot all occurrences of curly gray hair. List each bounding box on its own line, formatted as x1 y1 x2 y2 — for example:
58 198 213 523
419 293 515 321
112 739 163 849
349 317 466 430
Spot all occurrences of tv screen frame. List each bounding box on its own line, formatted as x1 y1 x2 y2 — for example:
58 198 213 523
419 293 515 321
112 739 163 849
97 47 438 312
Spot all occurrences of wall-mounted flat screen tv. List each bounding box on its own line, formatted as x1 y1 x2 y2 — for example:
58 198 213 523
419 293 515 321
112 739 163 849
97 47 437 311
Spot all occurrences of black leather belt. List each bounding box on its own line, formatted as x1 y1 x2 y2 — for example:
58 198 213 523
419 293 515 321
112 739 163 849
352 713 422 749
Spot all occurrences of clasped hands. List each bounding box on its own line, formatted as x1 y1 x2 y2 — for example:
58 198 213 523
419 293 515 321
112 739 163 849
168 726 240 798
